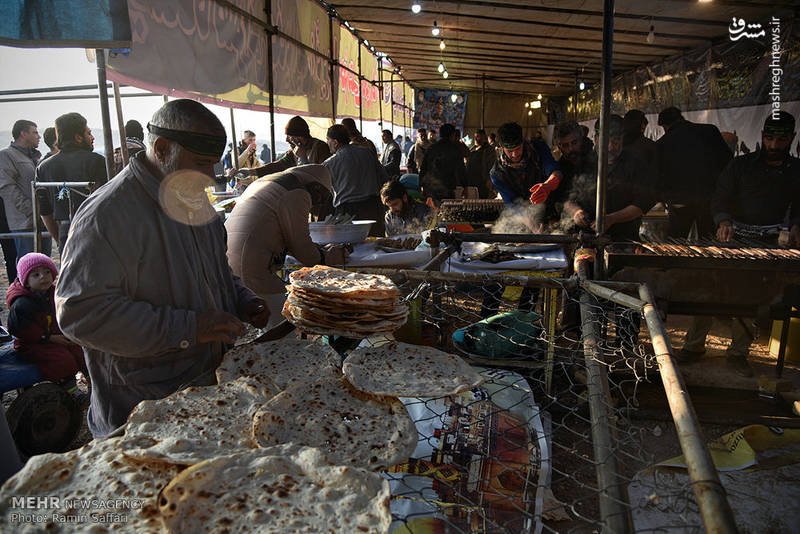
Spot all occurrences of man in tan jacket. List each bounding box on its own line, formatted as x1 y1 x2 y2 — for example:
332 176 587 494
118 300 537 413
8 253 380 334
225 165 348 328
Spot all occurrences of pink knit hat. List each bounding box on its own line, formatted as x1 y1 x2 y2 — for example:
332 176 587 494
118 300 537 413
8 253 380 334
17 253 58 287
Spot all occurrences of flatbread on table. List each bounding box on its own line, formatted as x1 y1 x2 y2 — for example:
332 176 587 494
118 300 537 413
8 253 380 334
157 445 391 534
343 341 485 397
0 437 181 533
117 377 275 466
216 339 342 390
252 377 417 471
289 265 400 297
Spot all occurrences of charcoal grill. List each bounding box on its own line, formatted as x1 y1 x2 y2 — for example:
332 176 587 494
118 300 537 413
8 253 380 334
437 199 505 224
606 236 800 272
605 236 800 376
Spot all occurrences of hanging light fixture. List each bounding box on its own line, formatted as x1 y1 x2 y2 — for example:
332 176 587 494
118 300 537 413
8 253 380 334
411 1 422 14
437 62 444 73
524 102 529 108
532 101 542 109
442 70 449 79
579 81 585 90
646 19 655 44
528 110 533 116
439 39 446 50
537 93 542 100
432 21 440 36
451 93 457 103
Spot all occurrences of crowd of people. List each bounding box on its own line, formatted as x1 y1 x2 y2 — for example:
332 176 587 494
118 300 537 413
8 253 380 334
0 97 796 446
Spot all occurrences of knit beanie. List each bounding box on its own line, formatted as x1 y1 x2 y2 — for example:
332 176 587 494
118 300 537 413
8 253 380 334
17 253 58 287
285 116 310 137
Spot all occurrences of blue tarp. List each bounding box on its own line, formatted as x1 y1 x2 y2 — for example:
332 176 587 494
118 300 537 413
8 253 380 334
0 0 131 48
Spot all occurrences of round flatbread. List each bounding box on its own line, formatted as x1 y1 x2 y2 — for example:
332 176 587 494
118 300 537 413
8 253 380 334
289 266 401 297
0 437 181 533
252 377 417 471
157 445 391 534
117 377 275 466
216 339 343 390
343 341 485 397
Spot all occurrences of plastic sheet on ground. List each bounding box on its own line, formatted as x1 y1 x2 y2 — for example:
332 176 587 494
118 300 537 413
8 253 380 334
386 367 550 534
629 425 800 532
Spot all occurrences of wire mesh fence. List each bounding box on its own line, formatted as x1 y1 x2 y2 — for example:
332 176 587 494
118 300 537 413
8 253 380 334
337 268 708 533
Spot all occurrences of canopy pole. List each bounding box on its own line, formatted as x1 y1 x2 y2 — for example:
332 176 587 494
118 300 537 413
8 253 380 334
358 44 363 132
594 0 614 279
390 71 395 136
481 74 486 131
112 82 128 168
230 108 238 166
573 69 579 121
266 0 277 161
328 12 337 125
95 49 115 180
378 66 384 132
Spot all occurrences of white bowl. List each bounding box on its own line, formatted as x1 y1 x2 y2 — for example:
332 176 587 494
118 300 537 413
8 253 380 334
308 220 375 244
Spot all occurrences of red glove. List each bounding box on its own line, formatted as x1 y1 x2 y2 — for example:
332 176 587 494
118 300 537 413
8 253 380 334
529 175 560 204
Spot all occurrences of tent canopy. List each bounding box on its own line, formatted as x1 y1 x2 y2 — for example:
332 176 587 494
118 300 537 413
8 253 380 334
330 0 792 97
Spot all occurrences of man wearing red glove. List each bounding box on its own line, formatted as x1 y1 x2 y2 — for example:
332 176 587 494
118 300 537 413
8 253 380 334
489 122 562 231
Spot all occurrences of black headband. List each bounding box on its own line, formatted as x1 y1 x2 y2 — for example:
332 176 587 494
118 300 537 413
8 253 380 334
147 123 226 157
764 122 795 137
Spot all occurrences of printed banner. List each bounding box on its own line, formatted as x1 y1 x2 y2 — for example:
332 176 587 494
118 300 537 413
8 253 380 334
107 0 270 110
0 0 131 48
414 88 467 135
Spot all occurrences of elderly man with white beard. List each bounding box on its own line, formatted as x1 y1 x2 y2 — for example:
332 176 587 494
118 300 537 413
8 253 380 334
54 99 269 438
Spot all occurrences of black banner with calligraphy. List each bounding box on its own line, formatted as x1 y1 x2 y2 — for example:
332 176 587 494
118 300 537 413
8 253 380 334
569 17 799 122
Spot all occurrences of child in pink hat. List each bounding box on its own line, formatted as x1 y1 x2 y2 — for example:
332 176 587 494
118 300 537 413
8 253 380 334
5 253 86 382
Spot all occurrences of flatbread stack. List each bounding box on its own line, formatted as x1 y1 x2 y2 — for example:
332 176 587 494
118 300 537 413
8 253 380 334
343 341 485 397
117 377 276 466
158 446 391 534
216 339 343 390
282 266 408 338
0 437 181 533
252 377 417 471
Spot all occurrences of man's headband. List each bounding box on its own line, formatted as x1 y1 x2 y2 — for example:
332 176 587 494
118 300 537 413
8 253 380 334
501 141 522 149
764 122 795 137
147 123 226 157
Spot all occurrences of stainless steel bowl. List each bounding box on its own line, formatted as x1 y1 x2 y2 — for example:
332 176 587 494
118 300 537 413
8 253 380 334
308 220 375 244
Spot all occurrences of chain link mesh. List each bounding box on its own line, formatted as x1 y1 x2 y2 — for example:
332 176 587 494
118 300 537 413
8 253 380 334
340 269 703 533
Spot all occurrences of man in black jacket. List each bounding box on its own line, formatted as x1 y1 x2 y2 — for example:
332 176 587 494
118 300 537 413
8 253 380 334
420 123 466 201
36 112 108 247
679 111 800 377
655 107 732 238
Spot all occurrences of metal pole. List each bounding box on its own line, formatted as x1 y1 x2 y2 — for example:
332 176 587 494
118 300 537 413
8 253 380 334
574 69 579 121
481 74 486 131
594 0 614 279
329 12 337 124
230 108 239 167
30 181 40 253
95 49 115 180
577 260 633 533
163 94 168 103
358 44 363 133
390 71 395 135
639 284 739 534
581 279 644 310
112 82 128 167
266 0 277 161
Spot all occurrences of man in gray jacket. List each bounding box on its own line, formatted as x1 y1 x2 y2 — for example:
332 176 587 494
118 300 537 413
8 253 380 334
0 119 52 257
55 99 269 438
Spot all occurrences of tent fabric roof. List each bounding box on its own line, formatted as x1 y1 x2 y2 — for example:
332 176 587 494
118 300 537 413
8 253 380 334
329 0 793 96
